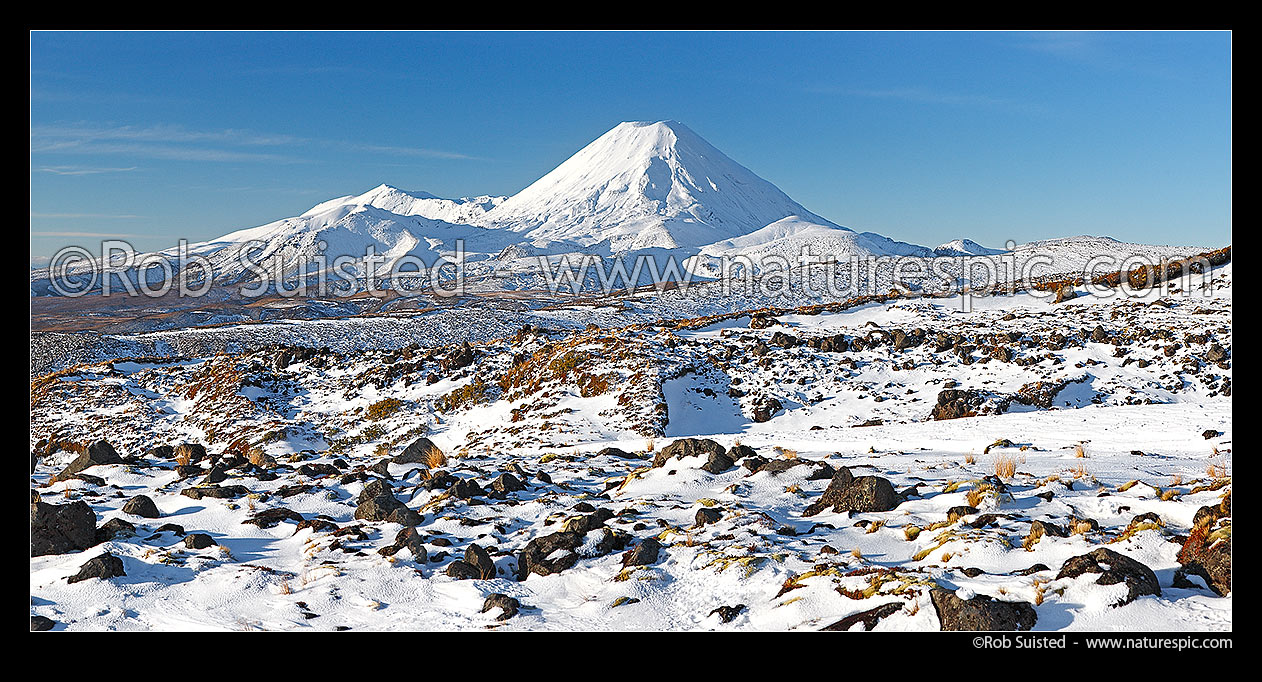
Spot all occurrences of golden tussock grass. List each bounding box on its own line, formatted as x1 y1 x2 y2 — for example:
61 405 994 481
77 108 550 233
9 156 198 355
994 454 1017 479
424 445 448 469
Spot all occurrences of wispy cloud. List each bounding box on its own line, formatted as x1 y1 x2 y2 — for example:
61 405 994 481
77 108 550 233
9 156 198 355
1019 32 1100 61
1013 31 1201 80
809 85 1043 115
31 212 144 219
30 122 483 164
35 165 138 176
31 230 144 238
348 142 480 161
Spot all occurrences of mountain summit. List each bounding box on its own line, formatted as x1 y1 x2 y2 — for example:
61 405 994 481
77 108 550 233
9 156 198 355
31 119 941 295
482 120 847 251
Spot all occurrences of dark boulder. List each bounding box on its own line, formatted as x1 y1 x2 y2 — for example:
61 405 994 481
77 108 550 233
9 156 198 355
31 499 97 556
930 389 984 421
354 479 408 521
172 443 207 463
385 507 423 526
243 508 304 529
181 485 249 500
378 526 427 561
516 532 584 580
184 533 217 549
822 602 903 631
200 464 229 485
56 440 122 480
1175 519 1231 597
750 397 783 423
709 604 746 623
803 471 899 516
481 593 521 621
95 517 136 543
465 543 497 580
1029 520 1067 538
296 463 340 478
564 508 614 535
597 447 639 460
451 478 484 499
946 506 980 524
700 450 736 474
1055 548 1161 606
653 438 726 468
67 553 126 584
930 588 1037 631
621 538 662 568
394 437 443 465
695 507 723 526
122 495 161 518
146 445 175 459
491 472 526 494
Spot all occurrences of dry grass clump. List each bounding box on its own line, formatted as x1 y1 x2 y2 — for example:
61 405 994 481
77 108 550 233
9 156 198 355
774 446 798 459
246 447 270 469
366 397 403 421
994 454 1018 479
1022 528 1042 552
1073 444 1087 458
1207 462 1228 479
435 379 487 413
1071 520 1095 536
424 445 448 469
964 454 976 465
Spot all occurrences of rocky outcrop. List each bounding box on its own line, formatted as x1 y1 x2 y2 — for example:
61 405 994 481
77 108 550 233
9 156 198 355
31 499 97 556
56 440 122 481
1055 548 1161 606
803 468 900 516
930 588 1037 631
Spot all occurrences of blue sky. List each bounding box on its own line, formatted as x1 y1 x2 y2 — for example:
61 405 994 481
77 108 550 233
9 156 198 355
30 31 1231 263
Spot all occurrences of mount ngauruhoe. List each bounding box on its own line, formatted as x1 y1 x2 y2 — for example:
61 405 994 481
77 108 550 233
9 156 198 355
32 120 954 294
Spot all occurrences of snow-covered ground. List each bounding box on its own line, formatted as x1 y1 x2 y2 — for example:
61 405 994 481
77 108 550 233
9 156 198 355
30 263 1231 631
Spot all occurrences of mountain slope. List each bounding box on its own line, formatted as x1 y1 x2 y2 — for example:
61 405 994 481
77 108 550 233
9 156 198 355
687 216 933 276
481 121 849 251
33 120 1009 295
933 238 1007 257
